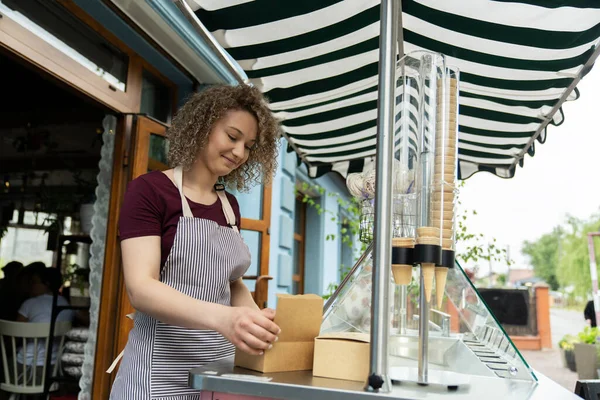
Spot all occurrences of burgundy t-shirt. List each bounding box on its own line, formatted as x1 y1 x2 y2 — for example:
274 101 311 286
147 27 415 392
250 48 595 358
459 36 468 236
118 171 241 267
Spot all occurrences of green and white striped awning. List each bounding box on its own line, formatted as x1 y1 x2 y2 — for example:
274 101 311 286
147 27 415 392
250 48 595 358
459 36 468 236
190 0 600 179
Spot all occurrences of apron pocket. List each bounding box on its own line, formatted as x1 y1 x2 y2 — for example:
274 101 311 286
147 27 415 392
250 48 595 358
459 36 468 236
150 322 234 398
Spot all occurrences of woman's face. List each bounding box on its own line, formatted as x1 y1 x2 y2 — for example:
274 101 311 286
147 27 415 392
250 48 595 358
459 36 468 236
196 109 258 178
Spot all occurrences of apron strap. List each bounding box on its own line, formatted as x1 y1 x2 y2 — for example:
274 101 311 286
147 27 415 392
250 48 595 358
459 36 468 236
215 186 239 234
174 167 238 233
106 313 135 374
173 166 193 218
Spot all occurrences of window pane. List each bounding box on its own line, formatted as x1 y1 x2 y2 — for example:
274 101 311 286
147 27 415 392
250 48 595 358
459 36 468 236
141 70 172 123
148 133 169 172
1 0 129 91
230 184 263 220
240 230 261 277
0 211 56 267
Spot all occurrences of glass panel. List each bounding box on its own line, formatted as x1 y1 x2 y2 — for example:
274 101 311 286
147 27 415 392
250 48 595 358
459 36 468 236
229 184 263 220
0 0 129 91
321 246 537 383
147 133 169 172
240 230 260 277
141 70 172 123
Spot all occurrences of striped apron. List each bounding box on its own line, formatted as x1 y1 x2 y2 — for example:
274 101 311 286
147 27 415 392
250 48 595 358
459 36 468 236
110 167 251 399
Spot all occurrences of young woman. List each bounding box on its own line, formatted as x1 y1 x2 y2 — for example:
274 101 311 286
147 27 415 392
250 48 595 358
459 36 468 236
110 85 281 399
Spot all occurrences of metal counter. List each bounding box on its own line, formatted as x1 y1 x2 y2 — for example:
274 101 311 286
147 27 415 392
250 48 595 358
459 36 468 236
189 357 580 400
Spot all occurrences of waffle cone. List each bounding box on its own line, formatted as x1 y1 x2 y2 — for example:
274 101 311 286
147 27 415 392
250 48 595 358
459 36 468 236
422 263 435 302
392 237 415 247
435 267 449 308
392 264 413 285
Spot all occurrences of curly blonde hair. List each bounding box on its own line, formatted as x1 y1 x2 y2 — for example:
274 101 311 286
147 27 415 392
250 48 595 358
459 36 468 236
167 84 280 191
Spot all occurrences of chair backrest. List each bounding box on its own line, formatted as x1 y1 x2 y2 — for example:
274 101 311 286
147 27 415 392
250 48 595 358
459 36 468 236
0 319 72 395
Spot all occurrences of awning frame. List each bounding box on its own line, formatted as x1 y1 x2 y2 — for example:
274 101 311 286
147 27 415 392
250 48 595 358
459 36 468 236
510 41 600 171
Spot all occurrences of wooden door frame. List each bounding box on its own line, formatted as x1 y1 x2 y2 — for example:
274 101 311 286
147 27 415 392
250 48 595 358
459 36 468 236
91 114 133 399
0 0 178 115
240 184 272 308
116 116 168 359
93 115 169 397
292 195 307 294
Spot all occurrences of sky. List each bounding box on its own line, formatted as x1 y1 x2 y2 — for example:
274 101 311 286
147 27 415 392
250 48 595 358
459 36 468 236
457 64 600 277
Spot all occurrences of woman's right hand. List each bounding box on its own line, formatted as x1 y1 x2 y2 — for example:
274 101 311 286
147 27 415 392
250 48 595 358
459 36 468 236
220 307 280 355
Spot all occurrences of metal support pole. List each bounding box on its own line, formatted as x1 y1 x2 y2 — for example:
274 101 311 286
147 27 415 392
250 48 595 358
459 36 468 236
417 68 433 384
418 270 430 384
399 285 408 335
367 0 398 393
588 233 600 329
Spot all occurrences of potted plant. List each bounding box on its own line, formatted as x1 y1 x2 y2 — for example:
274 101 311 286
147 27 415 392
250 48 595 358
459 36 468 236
574 327 600 379
65 263 90 307
558 334 578 372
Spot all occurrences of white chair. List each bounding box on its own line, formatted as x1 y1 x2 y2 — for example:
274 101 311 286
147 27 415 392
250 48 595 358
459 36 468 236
0 320 71 399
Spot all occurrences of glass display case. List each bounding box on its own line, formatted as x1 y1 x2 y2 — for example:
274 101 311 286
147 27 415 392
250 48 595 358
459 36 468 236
321 247 537 383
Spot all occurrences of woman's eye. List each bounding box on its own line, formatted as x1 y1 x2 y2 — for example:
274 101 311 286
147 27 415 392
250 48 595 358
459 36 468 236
228 135 237 142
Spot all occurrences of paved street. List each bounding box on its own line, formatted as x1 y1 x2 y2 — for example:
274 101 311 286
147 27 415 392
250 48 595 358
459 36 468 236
520 307 586 392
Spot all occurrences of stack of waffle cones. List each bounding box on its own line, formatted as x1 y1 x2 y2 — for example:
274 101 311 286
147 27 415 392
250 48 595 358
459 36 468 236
431 77 459 308
392 237 415 285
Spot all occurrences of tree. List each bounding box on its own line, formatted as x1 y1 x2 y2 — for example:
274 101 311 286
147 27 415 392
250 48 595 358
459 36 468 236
520 212 600 296
555 214 600 298
522 228 561 290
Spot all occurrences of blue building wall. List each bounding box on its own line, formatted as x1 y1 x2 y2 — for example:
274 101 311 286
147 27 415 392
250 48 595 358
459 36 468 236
267 139 356 307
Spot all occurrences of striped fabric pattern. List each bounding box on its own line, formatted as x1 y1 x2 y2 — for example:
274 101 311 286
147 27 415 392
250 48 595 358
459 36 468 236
191 0 600 179
110 217 251 399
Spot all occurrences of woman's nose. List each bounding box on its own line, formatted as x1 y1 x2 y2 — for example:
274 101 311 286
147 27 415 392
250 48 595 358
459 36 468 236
232 141 245 158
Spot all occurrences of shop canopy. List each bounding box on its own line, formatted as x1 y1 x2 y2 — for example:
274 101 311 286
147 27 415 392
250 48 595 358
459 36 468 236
189 0 600 179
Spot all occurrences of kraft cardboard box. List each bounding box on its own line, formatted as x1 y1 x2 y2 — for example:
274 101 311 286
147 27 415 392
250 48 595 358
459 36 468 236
313 332 370 382
234 294 323 373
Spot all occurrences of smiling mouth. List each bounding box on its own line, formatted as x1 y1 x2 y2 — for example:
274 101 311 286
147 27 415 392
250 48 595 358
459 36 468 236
222 156 237 167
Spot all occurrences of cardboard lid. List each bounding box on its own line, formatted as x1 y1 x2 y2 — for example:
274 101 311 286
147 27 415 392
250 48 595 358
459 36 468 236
316 332 370 343
274 294 323 342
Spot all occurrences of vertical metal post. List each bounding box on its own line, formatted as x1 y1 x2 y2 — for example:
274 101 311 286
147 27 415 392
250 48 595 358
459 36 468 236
367 0 398 393
400 285 408 335
418 270 430 384
396 0 407 340
416 53 434 385
417 151 432 384
588 233 600 329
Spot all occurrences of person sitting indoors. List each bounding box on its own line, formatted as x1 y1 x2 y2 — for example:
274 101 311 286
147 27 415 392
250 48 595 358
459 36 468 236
0 261 24 321
16 263 75 369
